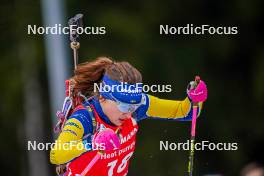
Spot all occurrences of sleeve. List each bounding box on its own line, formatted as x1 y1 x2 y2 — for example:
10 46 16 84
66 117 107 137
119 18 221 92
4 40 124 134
134 94 203 121
50 109 93 165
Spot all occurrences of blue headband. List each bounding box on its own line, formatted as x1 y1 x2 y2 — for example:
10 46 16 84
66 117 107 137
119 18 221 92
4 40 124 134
99 75 143 104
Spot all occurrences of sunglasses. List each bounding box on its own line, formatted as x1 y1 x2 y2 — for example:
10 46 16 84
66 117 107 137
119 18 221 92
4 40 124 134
107 93 146 113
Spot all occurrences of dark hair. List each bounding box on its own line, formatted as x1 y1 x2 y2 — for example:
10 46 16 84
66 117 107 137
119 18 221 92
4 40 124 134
71 57 142 98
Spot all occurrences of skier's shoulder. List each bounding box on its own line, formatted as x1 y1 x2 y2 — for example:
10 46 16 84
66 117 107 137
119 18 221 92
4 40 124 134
134 93 150 121
68 102 95 136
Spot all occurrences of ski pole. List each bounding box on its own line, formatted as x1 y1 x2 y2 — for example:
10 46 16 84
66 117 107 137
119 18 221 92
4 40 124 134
188 76 200 176
80 151 103 176
68 14 83 69
79 128 121 176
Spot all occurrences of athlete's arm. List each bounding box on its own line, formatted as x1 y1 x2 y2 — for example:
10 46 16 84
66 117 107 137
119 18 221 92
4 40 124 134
50 117 87 165
135 94 203 121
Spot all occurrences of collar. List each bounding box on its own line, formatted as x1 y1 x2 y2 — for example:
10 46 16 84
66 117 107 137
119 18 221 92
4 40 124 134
90 97 116 126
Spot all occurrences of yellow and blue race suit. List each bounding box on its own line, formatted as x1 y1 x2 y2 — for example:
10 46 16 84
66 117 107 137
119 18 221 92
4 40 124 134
50 94 202 165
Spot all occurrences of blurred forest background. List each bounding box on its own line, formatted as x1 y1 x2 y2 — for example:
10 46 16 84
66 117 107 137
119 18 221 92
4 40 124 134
0 0 263 176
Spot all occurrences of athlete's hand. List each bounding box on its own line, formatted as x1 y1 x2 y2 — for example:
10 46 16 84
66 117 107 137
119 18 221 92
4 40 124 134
187 76 208 103
92 128 121 151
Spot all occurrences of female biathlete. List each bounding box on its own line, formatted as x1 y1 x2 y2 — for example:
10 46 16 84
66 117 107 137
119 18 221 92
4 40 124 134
50 57 207 176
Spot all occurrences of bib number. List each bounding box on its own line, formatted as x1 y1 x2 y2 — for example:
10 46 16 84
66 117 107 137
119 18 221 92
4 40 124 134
107 152 133 176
